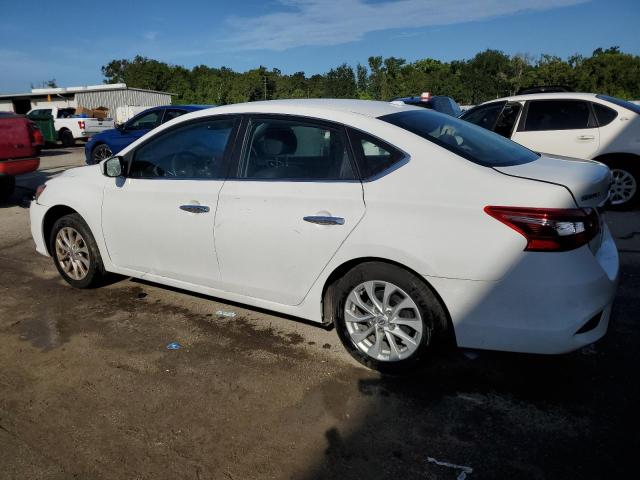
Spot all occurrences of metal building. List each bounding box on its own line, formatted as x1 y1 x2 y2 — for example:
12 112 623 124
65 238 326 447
0 83 175 118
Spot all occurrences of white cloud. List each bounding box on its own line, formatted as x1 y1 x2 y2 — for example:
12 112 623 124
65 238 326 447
143 31 158 41
224 0 587 51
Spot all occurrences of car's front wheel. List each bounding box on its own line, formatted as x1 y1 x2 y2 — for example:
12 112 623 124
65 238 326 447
332 262 448 372
50 213 106 288
91 143 113 164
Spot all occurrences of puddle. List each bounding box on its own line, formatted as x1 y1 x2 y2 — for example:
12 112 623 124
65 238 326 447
17 316 66 351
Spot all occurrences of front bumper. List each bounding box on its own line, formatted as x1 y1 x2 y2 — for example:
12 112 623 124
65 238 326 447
428 224 619 354
30 200 49 257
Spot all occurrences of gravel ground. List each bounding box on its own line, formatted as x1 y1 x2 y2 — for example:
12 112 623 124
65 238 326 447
1 148 638 480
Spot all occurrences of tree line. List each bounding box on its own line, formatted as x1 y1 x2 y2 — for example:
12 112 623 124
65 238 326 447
102 47 640 106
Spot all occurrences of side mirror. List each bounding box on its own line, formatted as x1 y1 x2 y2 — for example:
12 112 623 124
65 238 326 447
103 156 124 177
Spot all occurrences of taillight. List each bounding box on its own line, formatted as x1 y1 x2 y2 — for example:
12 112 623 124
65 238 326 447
78 121 86 130
484 206 599 252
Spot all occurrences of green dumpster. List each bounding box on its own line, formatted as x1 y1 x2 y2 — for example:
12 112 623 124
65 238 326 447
26 111 56 143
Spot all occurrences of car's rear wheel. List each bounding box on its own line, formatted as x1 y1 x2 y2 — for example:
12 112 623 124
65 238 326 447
50 213 106 288
60 129 75 148
606 161 638 209
0 175 16 202
91 143 113 163
332 262 447 372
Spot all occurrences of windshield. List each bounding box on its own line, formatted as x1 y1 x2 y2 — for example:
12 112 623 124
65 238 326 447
596 95 640 115
379 109 539 167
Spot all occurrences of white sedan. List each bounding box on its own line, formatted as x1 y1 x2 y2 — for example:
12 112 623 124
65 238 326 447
30 100 619 371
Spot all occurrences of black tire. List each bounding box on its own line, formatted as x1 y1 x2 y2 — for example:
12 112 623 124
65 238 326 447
0 175 16 203
605 160 639 210
60 129 75 148
331 261 448 373
49 213 106 288
91 143 113 164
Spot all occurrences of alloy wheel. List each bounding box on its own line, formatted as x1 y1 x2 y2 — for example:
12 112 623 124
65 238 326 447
609 168 637 205
93 144 113 162
55 227 90 281
344 280 423 362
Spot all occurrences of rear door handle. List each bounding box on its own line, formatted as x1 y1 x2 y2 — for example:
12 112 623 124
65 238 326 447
180 205 210 214
303 216 345 225
577 135 595 140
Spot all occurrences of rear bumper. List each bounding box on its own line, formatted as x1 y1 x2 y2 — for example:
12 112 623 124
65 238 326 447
0 157 40 176
428 224 619 354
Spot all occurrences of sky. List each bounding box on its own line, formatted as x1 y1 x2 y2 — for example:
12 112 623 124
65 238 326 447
1 0 639 93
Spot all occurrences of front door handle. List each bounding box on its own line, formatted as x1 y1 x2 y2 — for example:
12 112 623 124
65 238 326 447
577 135 595 140
180 205 210 214
303 216 345 225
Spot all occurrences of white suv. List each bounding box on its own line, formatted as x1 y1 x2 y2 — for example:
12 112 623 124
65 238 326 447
461 92 640 208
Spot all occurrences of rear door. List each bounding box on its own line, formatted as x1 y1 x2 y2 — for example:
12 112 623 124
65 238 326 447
511 99 600 159
214 115 365 305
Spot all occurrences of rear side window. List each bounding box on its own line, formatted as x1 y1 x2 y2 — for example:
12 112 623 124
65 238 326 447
163 109 188 123
460 102 505 131
239 118 355 180
348 129 404 179
129 118 237 179
523 100 595 131
592 103 618 126
493 102 522 138
596 95 640 115
380 109 539 167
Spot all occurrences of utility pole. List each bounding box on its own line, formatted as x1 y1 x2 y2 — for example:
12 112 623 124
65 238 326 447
263 76 267 100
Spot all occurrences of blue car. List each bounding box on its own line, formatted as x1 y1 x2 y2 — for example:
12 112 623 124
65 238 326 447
85 105 212 164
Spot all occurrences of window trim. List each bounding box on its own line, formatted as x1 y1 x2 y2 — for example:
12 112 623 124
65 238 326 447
228 113 361 183
518 99 598 132
124 115 242 180
160 108 188 124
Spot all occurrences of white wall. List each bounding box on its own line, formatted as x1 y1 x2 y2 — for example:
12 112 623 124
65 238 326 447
0 100 13 112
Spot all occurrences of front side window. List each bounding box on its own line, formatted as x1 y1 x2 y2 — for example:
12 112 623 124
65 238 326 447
523 100 595 131
127 111 162 130
239 118 355 180
129 118 236 179
380 109 539 167
460 102 505 131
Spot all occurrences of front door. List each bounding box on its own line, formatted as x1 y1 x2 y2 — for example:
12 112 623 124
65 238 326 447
215 116 366 306
101 116 239 287
511 99 600 159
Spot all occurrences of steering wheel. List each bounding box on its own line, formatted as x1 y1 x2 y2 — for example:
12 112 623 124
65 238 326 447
169 152 201 178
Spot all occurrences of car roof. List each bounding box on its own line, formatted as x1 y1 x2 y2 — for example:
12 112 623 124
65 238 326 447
194 99 418 118
486 92 599 104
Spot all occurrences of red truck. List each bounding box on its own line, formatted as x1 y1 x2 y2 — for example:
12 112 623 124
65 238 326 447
0 113 42 201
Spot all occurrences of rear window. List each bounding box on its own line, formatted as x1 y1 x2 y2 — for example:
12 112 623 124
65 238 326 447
379 109 539 167
596 95 640 115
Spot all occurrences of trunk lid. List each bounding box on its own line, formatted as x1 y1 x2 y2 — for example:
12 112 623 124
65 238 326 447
493 154 611 208
494 154 611 254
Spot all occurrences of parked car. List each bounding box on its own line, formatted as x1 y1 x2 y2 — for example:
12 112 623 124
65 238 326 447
26 107 113 147
460 92 640 208
31 100 618 372
391 92 462 116
84 105 212 164
0 113 41 201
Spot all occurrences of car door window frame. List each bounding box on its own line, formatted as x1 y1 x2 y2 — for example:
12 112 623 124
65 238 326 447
228 114 361 183
122 115 242 180
517 99 598 132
